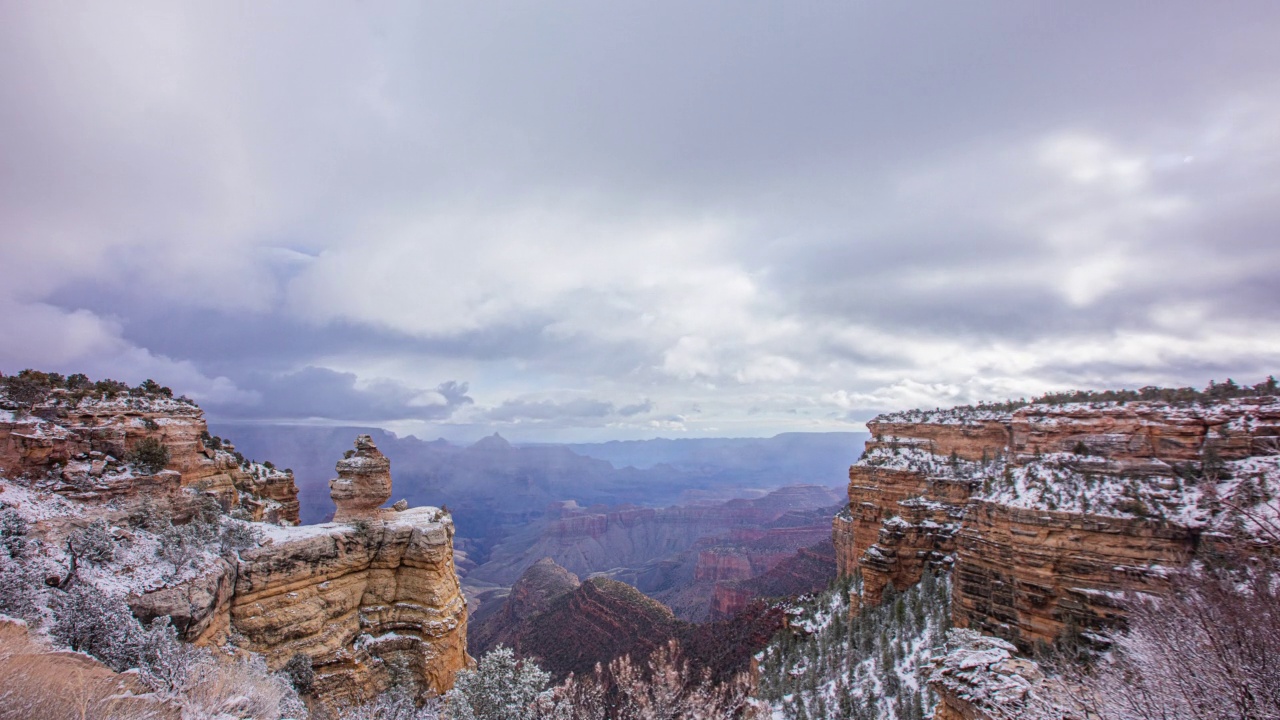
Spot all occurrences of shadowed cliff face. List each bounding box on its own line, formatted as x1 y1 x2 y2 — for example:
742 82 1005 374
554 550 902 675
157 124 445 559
468 558 785 684
707 539 837 620
833 396 1280 651
468 556 580 657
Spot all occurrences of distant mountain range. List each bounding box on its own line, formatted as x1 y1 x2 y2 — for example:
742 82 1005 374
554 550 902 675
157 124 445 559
211 425 864 525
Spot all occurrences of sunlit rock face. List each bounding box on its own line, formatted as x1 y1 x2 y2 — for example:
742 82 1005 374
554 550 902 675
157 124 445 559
330 434 393 522
230 508 469 706
833 396 1280 651
226 434 469 706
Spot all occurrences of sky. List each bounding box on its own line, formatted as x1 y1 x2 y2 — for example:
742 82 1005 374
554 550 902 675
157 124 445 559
3 2 1280 442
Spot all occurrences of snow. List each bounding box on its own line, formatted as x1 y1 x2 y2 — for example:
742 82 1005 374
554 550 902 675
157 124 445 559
257 520 349 544
854 422 1280 538
876 407 1017 426
930 630 1042 712
0 479 88 522
756 572 952 719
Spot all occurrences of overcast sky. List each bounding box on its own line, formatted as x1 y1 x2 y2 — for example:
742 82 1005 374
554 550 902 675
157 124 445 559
3 2 1279 442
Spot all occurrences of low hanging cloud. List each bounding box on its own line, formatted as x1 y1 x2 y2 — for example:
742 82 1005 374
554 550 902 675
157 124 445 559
482 396 653 424
206 367 473 424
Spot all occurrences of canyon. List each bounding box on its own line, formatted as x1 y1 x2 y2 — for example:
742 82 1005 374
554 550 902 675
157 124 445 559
466 484 842 622
468 556 784 684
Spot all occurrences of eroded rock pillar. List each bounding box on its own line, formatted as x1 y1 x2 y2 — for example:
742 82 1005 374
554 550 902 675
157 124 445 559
330 434 392 522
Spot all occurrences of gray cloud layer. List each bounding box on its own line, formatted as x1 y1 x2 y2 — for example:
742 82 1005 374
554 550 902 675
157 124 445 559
3 2 1279 440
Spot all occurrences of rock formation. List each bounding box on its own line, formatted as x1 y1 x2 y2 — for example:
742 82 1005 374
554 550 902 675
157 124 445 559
226 434 469 705
834 395 1280 651
0 381 299 524
708 540 836 619
468 556 581 657
928 630 1050 720
230 506 469 705
329 434 393 522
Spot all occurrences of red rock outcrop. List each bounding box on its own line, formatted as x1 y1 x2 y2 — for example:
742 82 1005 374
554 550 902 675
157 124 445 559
709 540 836 619
835 396 1280 651
468 556 581 657
473 561 785 685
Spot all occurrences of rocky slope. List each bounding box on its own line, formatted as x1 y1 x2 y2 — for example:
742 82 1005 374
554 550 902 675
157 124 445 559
467 556 581 658
833 389 1280 652
468 557 784 684
0 616 180 719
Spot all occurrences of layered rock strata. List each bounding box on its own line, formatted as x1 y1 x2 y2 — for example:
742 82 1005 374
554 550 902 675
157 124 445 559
231 507 468 705
0 389 299 524
708 540 836 619
834 396 1280 651
229 435 469 705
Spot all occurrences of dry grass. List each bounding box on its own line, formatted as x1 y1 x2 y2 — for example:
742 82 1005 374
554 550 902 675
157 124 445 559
0 618 178 719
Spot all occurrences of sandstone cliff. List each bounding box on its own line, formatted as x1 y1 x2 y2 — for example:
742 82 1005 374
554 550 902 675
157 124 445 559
231 503 468 706
834 394 1280 651
0 376 299 524
154 434 469 706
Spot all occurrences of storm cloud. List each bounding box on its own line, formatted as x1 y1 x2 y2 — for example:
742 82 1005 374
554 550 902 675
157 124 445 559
2 2 1279 440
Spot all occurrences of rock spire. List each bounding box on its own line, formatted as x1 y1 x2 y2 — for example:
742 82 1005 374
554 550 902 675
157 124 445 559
329 434 392 522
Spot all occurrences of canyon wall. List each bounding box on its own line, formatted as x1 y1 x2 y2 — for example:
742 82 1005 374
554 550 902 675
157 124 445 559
834 396 1280 651
468 484 842 588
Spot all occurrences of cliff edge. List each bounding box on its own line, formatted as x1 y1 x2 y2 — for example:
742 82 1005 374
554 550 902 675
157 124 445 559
833 389 1280 651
